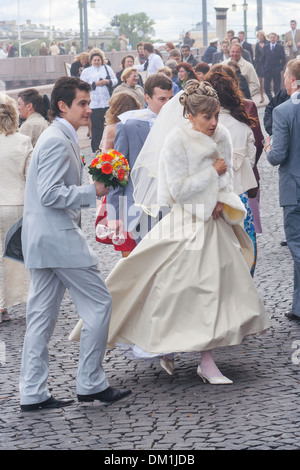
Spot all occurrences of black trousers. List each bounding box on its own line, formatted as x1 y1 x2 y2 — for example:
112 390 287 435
90 107 108 153
264 70 282 101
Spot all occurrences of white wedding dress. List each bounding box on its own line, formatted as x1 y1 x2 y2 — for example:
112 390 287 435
69 110 269 353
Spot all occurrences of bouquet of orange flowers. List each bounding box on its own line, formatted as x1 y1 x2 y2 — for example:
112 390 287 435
88 149 130 189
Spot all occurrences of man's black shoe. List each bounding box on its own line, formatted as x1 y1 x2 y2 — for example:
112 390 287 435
77 386 132 404
281 241 288 246
21 395 74 412
285 311 300 321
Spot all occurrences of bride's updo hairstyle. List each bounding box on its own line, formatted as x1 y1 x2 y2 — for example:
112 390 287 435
179 80 220 118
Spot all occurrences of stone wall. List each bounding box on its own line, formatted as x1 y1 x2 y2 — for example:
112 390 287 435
4 84 54 101
0 48 206 90
0 52 138 90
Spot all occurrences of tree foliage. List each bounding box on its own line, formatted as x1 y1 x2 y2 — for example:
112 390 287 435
112 12 155 48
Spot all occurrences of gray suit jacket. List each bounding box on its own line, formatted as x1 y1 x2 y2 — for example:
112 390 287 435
267 94 300 206
21 119 98 268
107 119 150 231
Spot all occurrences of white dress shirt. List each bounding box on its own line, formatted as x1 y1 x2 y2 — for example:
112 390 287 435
0 48 7 59
136 53 164 76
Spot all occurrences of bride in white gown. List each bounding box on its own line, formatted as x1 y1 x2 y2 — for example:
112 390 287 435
70 80 269 384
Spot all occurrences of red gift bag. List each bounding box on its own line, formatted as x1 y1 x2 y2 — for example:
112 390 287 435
95 196 113 244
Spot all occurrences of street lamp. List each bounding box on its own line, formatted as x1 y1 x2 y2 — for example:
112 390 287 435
78 0 96 52
111 15 120 36
232 0 248 40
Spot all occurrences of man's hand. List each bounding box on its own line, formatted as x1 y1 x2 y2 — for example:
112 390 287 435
94 181 110 198
212 202 224 219
264 136 272 153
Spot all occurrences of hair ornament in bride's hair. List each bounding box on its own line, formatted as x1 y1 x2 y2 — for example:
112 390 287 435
183 79 201 95
180 79 219 101
179 80 199 106
179 80 220 118
201 81 219 101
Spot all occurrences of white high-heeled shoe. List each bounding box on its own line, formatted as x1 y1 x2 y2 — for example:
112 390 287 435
197 365 233 384
160 357 174 375
0 309 10 323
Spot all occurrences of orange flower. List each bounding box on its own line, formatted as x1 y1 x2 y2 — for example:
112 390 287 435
91 158 99 167
101 154 114 162
118 168 125 181
101 162 113 174
111 150 122 156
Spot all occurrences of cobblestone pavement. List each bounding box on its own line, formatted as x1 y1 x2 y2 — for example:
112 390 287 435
1 109 300 451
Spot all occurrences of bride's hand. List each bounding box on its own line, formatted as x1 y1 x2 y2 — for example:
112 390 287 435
107 219 124 234
213 158 227 175
212 202 224 219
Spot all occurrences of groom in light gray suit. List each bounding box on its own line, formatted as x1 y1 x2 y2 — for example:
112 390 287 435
265 59 300 321
107 73 173 255
19 77 131 411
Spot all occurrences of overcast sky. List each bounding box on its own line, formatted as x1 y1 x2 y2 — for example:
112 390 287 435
1 0 299 42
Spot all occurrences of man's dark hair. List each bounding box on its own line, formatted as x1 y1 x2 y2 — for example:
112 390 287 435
48 76 91 122
144 73 173 98
18 89 44 116
143 42 154 54
181 45 190 51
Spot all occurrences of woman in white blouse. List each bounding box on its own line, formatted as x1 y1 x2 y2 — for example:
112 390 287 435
80 49 117 152
0 93 32 322
205 67 258 276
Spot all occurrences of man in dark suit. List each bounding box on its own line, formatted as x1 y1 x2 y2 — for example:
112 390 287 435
238 31 254 62
263 32 286 101
107 73 173 255
181 45 198 67
263 88 290 135
265 59 300 321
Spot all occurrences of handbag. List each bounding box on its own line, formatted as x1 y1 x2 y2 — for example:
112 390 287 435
247 166 260 199
91 66 113 96
3 217 24 263
95 196 113 244
104 65 113 96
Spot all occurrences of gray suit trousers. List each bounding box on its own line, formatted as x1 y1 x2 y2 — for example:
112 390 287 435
284 204 300 317
19 265 112 404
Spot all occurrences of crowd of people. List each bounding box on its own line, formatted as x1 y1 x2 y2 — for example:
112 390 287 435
1 21 300 411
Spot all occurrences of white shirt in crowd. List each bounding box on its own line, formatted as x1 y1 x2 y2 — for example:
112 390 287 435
80 64 118 109
136 53 164 76
0 48 7 59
